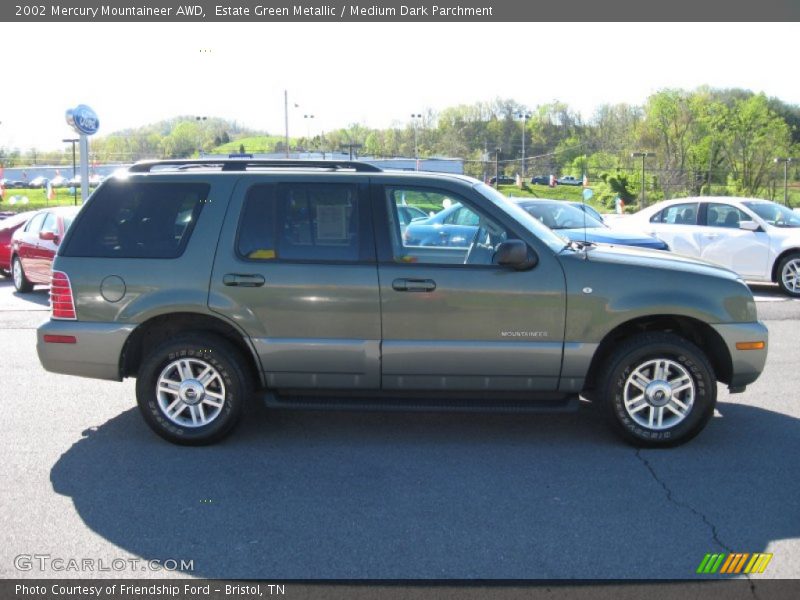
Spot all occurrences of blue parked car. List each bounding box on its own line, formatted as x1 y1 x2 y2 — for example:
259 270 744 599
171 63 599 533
403 199 668 250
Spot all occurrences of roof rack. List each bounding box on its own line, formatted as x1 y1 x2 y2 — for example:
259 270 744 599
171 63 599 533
128 159 382 173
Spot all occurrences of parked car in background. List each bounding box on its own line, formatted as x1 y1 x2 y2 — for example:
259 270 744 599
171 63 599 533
396 205 429 232
404 200 667 250
568 201 605 223
514 200 668 250
10 206 80 292
0 211 35 277
489 175 516 185
49 175 69 188
7 181 26 189
530 175 549 185
557 176 582 186
612 197 800 296
28 176 49 189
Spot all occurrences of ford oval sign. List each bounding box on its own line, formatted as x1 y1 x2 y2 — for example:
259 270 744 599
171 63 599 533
65 104 100 136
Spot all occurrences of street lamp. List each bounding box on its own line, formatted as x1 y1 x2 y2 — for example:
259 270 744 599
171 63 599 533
774 157 793 206
303 114 315 157
410 113 423 169
631 152 655 207
63 138 79 206
515 112 531 178
494 147 501 188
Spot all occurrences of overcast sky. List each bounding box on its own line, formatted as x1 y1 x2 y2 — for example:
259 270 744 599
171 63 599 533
1 22 798 150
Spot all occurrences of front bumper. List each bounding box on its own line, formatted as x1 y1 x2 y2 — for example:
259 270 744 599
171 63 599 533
711 321 769 390
37 320 136 381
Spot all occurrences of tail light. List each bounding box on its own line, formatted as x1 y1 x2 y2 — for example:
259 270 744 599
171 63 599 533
50 271 76 320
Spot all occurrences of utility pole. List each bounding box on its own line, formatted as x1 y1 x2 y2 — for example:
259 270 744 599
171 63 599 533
284 90 289 158
774 157 793 206
410 113 422 169
494 147 501 188
515 112 530 178
631 152 654 208
63 138 78 206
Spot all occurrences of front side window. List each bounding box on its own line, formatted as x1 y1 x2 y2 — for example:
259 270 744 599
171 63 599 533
706 203 750 228
25 212 46 234
63 181 209 258
237 183 360 262
387 187 511 265
651 202 699 225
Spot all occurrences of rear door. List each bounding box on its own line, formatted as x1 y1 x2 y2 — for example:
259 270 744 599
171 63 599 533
374 181 566 392
16 211 46 277
646 201 702 256
209 175 381 390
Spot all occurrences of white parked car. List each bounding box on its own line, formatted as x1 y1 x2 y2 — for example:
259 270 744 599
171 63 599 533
612 197 800 296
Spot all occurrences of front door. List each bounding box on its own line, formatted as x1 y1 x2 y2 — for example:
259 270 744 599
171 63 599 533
209 177 381 389
375 183 566 392
697 202 771 279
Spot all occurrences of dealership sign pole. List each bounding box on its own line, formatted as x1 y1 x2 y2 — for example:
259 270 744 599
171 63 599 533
65 105 100 203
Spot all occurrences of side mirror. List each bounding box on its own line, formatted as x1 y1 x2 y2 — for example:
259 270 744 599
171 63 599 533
495 240 538 270
39 230 57 242
739 220 759 232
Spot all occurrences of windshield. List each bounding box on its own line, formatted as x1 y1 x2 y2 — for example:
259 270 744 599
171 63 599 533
743 201 800 228
474 183 568 252
518 201 605 230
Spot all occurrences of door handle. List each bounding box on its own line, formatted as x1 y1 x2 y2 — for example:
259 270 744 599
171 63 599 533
223 273 266 287
392 278 436 292
703 233 720 239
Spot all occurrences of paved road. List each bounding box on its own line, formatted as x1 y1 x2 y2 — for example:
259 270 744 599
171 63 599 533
0 279 798 581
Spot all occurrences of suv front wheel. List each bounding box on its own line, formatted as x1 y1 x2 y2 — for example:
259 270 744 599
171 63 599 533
599 332 716 447
136 334 250 445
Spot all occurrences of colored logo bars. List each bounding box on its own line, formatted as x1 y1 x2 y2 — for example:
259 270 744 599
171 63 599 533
697 553 773 574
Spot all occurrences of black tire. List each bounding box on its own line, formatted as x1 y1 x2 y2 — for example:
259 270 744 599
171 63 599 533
136 334 251 445
12 256 33 292
776 252 800 298
598 332 716 448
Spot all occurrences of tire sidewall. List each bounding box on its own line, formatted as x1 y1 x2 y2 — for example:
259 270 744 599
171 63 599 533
136 339 245 445
604 337 716 446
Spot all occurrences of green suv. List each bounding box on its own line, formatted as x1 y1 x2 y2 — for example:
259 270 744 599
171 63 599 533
36 159 768 447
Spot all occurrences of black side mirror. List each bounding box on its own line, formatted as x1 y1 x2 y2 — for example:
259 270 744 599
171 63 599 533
495 240 538 270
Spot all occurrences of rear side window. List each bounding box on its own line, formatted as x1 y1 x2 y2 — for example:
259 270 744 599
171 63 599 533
237 183 361 262
63 181 209 258
650 202 699 225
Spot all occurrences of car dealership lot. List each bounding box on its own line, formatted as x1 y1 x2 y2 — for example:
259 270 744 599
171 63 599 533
0 280 798 580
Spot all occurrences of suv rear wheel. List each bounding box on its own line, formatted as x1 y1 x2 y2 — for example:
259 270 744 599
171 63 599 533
136 334 250 445
599 332 716 447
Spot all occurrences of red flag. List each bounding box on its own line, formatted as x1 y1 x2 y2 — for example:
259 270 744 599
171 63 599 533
549 174 556 187
46 180 55 201
583 173 589 187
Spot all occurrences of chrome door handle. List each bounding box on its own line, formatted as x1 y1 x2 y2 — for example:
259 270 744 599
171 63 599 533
392 278 436 292
223 273 266 287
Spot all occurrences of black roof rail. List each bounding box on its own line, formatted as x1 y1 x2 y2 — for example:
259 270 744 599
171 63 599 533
127 159 382 173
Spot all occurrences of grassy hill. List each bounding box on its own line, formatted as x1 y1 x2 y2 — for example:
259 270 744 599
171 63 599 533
212 135 291 154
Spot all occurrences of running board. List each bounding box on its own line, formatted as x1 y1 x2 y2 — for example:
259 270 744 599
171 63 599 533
262 392 580 414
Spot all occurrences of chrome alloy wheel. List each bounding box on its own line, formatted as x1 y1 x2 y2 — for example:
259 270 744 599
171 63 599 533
781 257 800 294
12 259 23 290
623 358 695 430
156 358 226 428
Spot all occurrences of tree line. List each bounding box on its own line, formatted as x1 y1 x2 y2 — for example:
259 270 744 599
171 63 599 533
2 87 797 209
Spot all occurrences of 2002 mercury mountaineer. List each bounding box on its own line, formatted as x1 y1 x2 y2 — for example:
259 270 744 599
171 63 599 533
36 159 768 447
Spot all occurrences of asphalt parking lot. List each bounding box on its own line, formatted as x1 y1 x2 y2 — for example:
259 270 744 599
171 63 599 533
0 279 798 581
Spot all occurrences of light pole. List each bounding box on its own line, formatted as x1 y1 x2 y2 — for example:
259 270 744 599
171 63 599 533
631 152 655 207
410 113 422 169
515 112 531 178
303 114 315 157
494 147 501 188
63 138 79 206
774 157 793 206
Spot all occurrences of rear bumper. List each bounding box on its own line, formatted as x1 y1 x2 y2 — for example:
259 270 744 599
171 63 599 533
37 320 136 381
710 321 769 389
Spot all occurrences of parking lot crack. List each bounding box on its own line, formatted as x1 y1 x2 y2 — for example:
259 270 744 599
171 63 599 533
635 450 761 599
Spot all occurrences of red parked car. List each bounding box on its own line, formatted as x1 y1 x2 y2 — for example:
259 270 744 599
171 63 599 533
10 206 79 292
0 211 36 278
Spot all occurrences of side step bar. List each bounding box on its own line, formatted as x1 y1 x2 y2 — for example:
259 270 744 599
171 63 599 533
261 392 580 414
